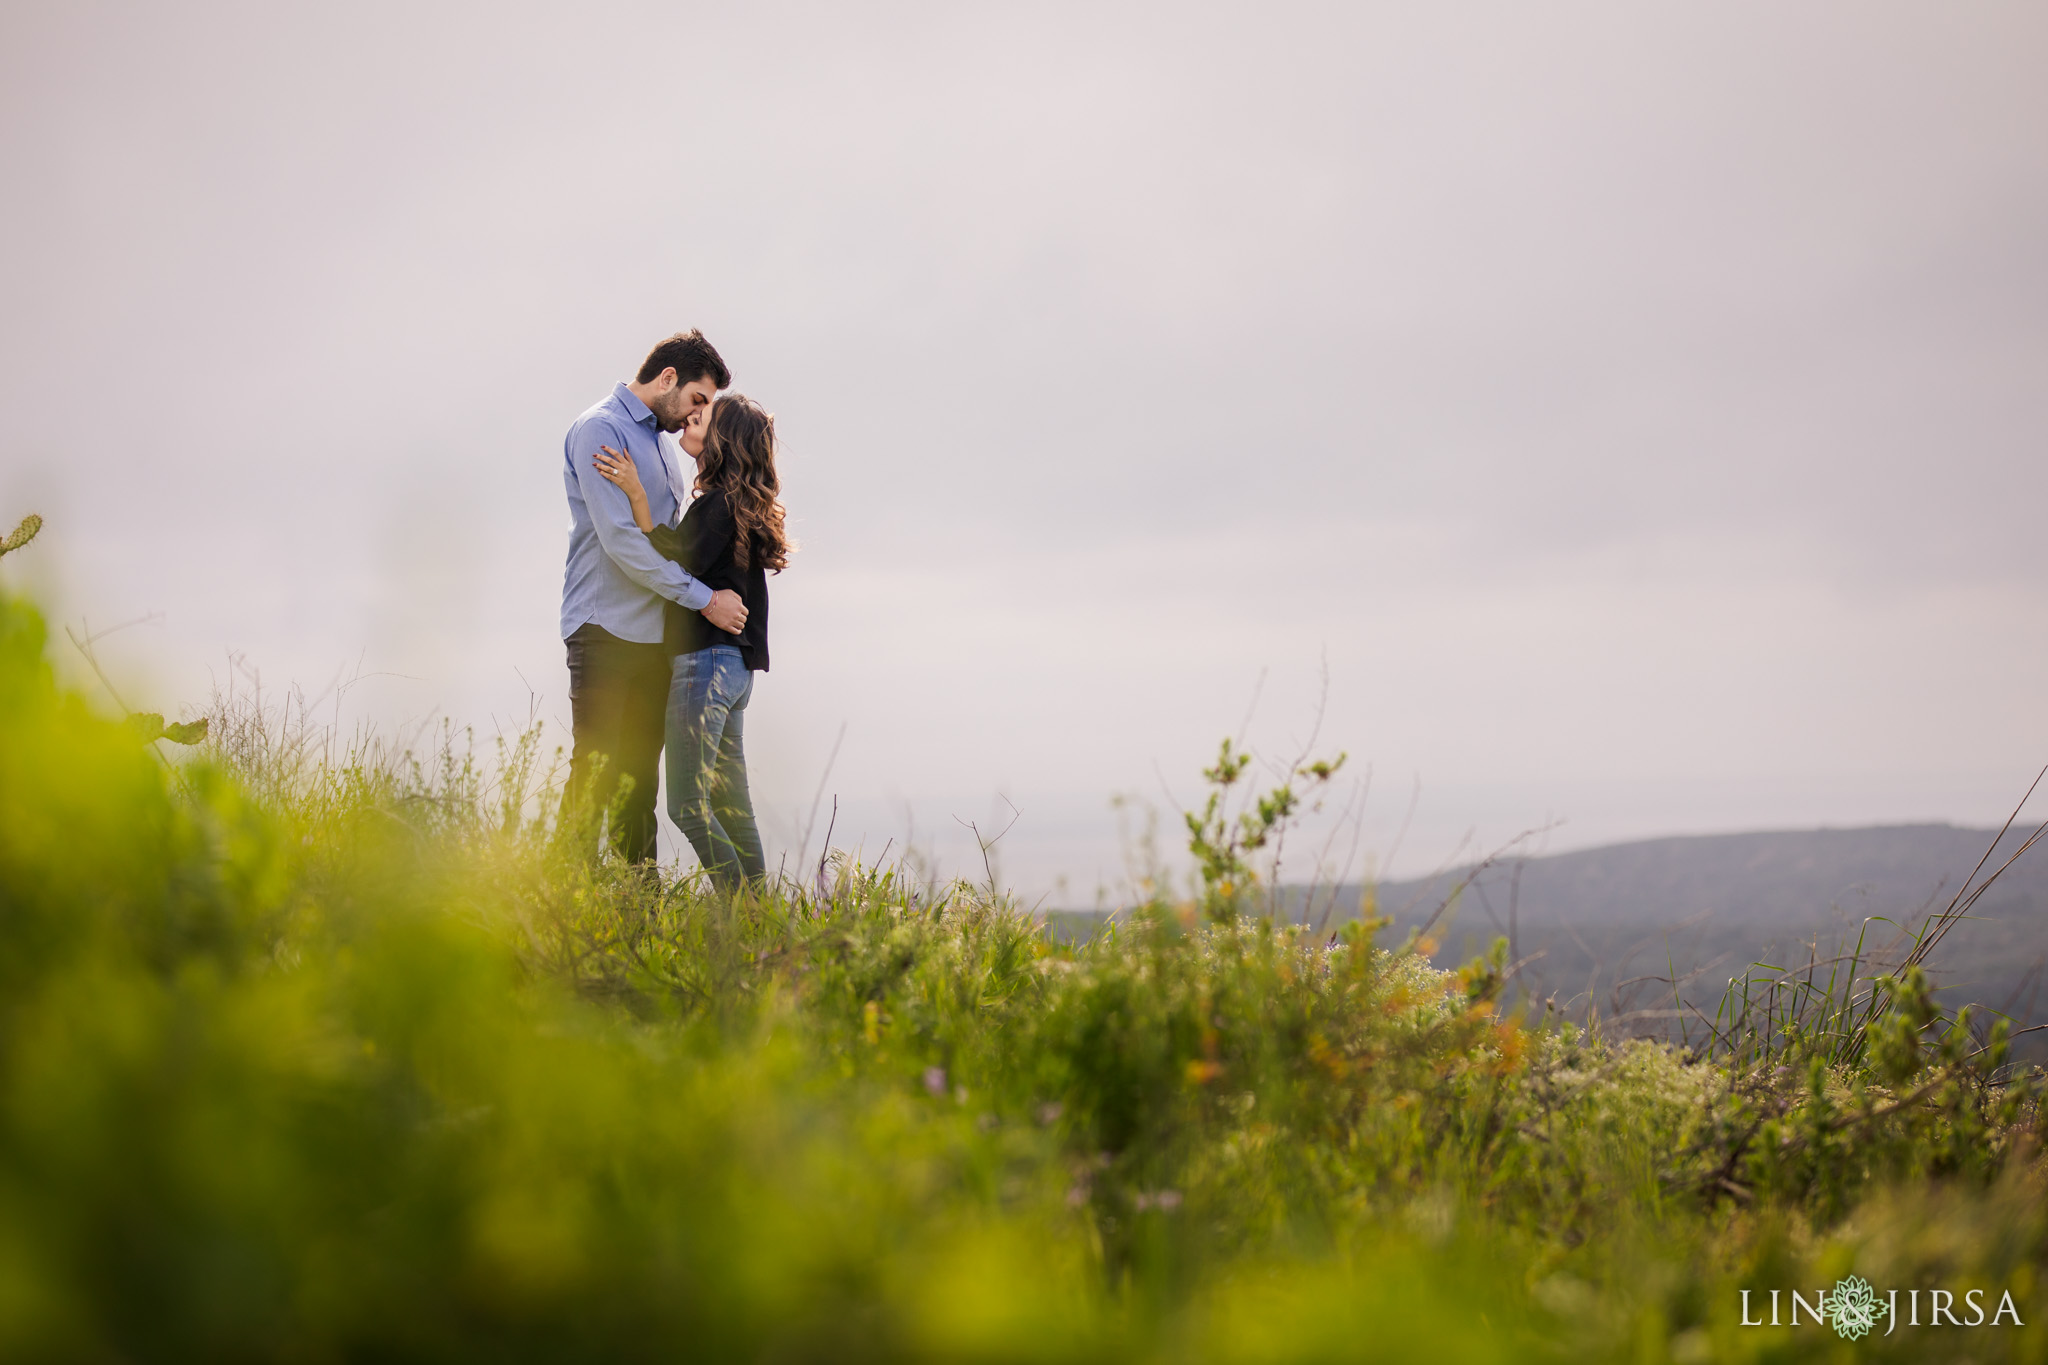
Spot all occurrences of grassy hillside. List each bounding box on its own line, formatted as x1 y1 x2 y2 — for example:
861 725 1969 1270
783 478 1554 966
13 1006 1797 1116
2 588 2045 1362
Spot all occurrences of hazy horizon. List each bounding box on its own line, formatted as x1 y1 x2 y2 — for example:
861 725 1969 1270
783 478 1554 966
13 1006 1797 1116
4 2 2045 900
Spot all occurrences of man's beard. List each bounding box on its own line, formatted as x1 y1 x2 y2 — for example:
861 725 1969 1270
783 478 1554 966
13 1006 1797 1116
652 394 690 432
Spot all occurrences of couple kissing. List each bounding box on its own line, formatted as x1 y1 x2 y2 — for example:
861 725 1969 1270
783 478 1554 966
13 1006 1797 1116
558 329 789 887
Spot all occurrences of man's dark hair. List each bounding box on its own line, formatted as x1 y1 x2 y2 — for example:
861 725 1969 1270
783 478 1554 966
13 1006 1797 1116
636 329 730 388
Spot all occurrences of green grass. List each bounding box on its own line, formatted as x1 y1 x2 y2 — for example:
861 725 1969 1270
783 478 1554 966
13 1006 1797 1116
2 586 2044 1362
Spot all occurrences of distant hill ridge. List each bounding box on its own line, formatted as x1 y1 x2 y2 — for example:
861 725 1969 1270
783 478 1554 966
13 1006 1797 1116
1049 823 2048 1050
1369 821 2036 934
1357 822 2048 1046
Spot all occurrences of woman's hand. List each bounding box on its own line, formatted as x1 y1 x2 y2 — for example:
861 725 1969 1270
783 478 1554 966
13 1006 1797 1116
593 445 654 533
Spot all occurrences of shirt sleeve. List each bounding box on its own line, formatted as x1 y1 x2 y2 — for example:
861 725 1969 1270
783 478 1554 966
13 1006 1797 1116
568 415 712 611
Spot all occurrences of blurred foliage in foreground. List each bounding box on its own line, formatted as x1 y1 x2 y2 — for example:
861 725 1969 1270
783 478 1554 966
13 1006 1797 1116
1 587 2045 1363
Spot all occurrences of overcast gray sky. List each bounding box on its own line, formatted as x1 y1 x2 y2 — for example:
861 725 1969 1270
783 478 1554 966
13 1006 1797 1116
3 2 2044 900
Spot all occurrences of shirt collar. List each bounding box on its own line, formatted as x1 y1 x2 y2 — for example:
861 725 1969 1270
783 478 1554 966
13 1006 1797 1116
612 381 657 428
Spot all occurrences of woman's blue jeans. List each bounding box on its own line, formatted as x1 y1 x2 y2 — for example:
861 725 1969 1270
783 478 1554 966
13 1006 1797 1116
665 645 765 888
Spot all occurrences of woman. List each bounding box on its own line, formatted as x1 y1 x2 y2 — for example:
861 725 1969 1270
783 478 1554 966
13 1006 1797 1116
592 395 788 888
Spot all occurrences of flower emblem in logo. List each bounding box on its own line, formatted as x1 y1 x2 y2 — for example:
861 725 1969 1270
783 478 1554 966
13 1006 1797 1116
1827 1275 1882 1341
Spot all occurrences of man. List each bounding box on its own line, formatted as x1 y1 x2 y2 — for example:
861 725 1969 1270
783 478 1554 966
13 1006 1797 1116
561 330 747 862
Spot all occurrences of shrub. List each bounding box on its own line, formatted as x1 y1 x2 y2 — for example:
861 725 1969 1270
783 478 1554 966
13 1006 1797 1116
0 588 2042 1362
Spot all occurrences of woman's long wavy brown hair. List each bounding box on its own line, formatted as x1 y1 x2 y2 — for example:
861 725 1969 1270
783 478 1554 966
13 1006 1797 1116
694 394 790 573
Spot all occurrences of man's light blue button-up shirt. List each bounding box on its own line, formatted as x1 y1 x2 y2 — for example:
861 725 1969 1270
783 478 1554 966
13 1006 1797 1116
560 382 713 643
